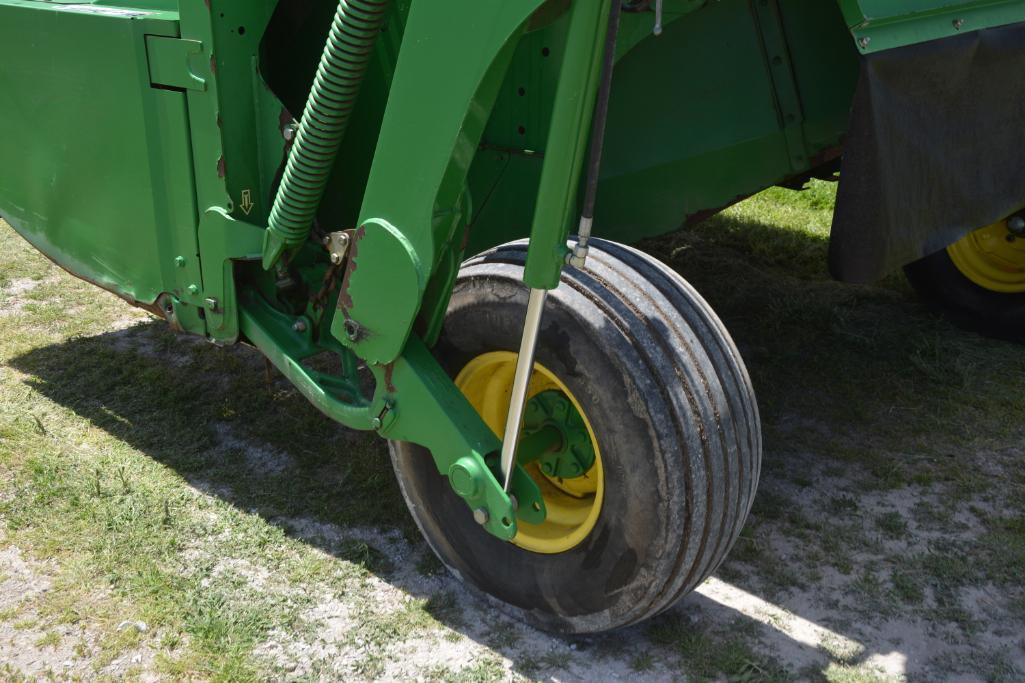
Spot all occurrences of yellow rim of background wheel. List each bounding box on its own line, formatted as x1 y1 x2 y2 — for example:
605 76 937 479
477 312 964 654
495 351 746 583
947 221 1025 294
455 352 604 554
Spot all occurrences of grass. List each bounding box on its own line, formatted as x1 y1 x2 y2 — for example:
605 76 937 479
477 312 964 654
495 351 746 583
1 179 1024 680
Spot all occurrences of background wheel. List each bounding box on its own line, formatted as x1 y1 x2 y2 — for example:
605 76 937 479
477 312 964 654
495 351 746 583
389 239 761 634
905 221 1025 342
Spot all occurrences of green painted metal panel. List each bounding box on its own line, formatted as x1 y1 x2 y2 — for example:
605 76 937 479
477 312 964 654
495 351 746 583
466 0 857 255
779 0 860 156
0 2 203 325
837 0 1025 53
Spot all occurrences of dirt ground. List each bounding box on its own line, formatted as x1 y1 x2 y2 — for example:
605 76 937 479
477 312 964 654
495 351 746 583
2 186 1024 681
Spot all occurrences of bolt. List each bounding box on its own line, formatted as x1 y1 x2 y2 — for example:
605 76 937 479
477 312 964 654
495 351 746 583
283 123 298 141
174 256 186 268
473 508 490 525
1008 217 1025 236
371 416 382 429
204 297 219 311
292 320 308 333
330 252 344 265
952 18 964 30
542 462 554 475
858 36 871 49
343 319 361 341
187 284 200 296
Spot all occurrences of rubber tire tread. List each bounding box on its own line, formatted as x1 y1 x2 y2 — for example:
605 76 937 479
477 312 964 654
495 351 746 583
904 248 1025 343
389 239 761 634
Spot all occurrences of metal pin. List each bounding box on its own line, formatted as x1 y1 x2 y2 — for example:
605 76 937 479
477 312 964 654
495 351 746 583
653 0 664 36
499 288 548 491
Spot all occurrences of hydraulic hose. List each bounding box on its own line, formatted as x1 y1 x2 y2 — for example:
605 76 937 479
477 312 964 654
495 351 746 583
262 0 391 270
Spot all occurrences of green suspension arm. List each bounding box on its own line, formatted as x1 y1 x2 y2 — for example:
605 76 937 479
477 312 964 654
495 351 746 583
329 1 616 538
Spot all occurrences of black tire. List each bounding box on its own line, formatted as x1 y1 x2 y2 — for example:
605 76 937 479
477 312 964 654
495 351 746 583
904 249 1025 343
389 239 761 634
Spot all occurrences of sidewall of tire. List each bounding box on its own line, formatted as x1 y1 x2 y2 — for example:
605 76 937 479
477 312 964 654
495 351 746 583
390 240 760 633
905 249 1025 342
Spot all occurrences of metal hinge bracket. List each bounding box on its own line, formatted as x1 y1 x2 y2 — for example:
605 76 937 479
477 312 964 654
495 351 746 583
146 35 206 92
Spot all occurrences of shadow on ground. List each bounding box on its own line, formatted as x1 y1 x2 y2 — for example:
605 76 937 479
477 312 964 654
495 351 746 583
7 212 1025 681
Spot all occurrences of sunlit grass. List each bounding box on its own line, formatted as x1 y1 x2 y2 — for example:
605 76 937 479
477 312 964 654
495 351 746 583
1 177 1023 680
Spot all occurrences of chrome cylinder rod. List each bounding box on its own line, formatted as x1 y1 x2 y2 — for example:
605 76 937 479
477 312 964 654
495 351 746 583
499 288 548 491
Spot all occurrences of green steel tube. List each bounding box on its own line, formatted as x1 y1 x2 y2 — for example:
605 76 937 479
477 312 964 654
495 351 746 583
262 0 391 270
523 0 613 290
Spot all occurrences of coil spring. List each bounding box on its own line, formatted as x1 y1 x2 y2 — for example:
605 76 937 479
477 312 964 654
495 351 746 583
264 0 391 268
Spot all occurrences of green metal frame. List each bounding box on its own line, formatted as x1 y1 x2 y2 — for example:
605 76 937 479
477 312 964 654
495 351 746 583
4 0 1025 539
837 0 1025 53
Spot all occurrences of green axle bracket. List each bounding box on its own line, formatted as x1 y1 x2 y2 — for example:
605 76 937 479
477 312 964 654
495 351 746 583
371 338 546 540
321 0 619 539
238 303 546 539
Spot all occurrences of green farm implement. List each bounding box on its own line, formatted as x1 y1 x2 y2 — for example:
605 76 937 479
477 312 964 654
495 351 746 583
2 0 1024 633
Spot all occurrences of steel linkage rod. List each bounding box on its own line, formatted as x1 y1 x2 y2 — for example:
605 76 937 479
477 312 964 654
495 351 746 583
501 1 623 492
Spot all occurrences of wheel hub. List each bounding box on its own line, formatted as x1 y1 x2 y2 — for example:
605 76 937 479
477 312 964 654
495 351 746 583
455 352 604 554
947 220 1025 294
520 390 597 479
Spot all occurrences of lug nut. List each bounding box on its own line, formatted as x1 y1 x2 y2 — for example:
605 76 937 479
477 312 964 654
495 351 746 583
473 508 490 525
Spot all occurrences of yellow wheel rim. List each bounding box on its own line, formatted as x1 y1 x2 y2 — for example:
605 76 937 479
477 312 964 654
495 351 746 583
947 221 1025 294
455 352 604 554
